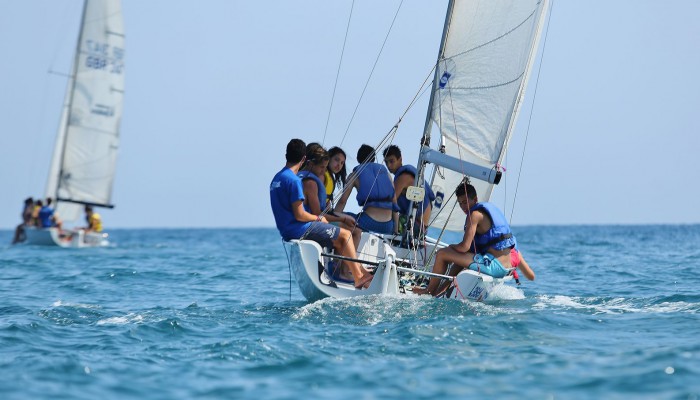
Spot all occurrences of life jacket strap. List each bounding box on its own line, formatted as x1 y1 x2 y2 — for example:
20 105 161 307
482 233 513 249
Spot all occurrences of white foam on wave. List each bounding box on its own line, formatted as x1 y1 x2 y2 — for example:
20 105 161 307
487 284 526 301
51 300 101 309
533 295 699 314
293 292 522 323
96 313 144 325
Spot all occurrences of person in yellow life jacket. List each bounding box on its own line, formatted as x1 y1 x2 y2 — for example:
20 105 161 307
324 146 347 207
31 199 43 226
84 205 103 233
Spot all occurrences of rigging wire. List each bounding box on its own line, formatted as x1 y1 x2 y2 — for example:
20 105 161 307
509 0 555 223
322 0 355 147
339 0 405 147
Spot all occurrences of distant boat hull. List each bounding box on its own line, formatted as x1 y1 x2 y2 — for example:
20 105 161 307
23 227 109 248
286 232 511 302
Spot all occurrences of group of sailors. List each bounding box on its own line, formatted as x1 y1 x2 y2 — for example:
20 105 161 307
297 141 434 238
270 138 536 295
11 197 103 244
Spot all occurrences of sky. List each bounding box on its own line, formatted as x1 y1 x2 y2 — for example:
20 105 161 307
1 0 699 230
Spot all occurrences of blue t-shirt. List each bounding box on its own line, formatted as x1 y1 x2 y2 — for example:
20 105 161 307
270 167 311 240
38 206 54 228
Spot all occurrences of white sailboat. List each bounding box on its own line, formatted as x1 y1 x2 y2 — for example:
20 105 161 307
24 0 125 248
287 0 549 301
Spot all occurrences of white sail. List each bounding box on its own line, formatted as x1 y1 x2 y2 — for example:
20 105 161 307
46 0 125 222
426 0 548 232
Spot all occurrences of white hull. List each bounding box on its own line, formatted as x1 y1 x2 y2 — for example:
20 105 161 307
286 232 512 302
23 227 109 248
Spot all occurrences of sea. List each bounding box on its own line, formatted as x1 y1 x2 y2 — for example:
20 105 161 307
1 225 699 400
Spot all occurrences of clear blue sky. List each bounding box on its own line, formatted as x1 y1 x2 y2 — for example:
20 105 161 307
1 0 699 229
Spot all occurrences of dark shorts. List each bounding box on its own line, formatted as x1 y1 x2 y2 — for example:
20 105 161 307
346 212 393 234
304 222 340 249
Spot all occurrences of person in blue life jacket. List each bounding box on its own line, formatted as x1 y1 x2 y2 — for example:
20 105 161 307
270 138 373 289
299 144 361 260
334 144 396 235
37 197 62 230
382 144 436 236
413 178 535 296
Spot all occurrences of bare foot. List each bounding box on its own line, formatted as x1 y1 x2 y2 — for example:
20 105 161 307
412 287 429 295
355 273 373 289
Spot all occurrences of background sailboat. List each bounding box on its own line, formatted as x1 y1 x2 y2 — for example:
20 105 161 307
25 0 125 247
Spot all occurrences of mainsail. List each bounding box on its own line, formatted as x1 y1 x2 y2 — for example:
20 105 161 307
46 0 125 222
421 0 549 232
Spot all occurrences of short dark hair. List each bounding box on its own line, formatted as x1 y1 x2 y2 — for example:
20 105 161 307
357 144 376 164
455 177 477 200
286 138 306 163
382 144 401 159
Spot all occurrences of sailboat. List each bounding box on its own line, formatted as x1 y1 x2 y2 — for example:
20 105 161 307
24 0 125 248
286 0 549 302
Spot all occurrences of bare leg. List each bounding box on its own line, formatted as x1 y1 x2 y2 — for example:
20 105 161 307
413 246 474 296
333 228 373 289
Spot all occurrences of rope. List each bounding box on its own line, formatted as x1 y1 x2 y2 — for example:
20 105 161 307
322 0 355 146
509 0 554 223
282 240 293 301
339 0 405 147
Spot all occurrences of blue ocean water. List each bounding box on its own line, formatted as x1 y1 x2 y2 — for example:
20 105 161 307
1 226 699 399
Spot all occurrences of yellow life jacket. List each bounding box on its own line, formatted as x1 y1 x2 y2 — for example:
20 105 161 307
90 213 103 232
324 170 334 204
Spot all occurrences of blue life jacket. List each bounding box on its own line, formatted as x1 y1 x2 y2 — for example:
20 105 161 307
38 206 54 228
468 202 516 252
298 170 327 213
353 163 394 210
393 164 436 217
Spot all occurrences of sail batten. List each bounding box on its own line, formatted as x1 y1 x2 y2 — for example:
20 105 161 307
426 0 549 232
46 0 125 222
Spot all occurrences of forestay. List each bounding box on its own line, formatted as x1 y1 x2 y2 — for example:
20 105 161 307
424 0 549 232
46 0 125 222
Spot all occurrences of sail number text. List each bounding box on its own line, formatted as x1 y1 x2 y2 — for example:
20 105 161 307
84 40 124 74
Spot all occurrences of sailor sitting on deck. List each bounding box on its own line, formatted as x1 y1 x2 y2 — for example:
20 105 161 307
270 138 373 289
334 144 396 235
300 144 360 242
413 178 534 296
11 197 35 244
382 144 436 237
84 205 103 233
324 146 347 209
38 198 62 230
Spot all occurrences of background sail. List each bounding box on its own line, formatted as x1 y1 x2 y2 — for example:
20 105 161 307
46 0 125 222
428 0 548 232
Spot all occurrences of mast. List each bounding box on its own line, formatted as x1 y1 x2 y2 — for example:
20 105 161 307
419 0 455 150
404 0 455 236
46 0 88 203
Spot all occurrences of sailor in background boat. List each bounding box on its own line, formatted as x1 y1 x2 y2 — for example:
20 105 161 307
11 197 35 244
38 198 62 230
84 205 103 233
334 144 395 235
270 139 373 289
382 145 436 237
413 178 534 296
